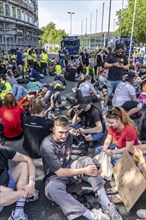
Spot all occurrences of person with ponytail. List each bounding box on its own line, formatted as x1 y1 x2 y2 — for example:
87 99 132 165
95 107 139 165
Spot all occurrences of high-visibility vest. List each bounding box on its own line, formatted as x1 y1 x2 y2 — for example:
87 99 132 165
41 53 48 63
0 80 12 100
11 54 17 60
32 53 37 62
55 64 62 75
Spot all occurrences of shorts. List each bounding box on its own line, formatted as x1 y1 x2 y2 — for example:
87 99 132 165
122 101 140 111
0 169 16 212
107 80 121 97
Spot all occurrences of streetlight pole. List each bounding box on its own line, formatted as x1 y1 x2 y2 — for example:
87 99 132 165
68 12 75 36
106 0 112 47
120 0 124 38
101 1 107 47
129 0 137 58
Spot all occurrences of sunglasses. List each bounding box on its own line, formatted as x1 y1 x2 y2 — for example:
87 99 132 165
107 110 119 117
117 51 124 54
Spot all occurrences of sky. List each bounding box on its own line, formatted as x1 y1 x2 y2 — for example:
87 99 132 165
38 0 128 35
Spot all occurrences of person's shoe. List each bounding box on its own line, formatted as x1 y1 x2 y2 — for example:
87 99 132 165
92 208 110 220
8 210 28 220
103 203 123 220
136 209 146 218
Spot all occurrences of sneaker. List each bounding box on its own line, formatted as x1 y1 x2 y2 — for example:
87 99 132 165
92 208 110 220
136 209 146 218
8 210 28 220
103 203 123 220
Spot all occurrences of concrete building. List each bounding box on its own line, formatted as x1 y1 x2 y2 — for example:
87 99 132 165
79 32 115 49
0 0 42 52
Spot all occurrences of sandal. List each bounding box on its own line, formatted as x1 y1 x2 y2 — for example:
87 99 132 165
106 187 118 195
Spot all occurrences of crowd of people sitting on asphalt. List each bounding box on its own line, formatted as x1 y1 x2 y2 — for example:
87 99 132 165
0 43 146 220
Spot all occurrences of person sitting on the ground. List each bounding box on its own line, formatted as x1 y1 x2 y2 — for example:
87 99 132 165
72 97 105 142
0 74 12 100
0 145 37 220
78 75 100 103
40 116 122 220
112 71 142 117
23 97 54 158
95 107 139 165
5 72 17 87
29 65 41 82
0 93 25 140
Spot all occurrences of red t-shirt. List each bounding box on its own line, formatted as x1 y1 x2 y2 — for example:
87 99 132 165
0 106 25 138
108 125 139 148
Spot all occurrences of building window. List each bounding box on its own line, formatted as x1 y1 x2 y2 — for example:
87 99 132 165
0 3 3 15
22 11 24 20
5 4 10 16
12 7 16 18
17 9 21 19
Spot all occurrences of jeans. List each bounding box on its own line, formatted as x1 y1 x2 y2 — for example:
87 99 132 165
12 85 28 101
41 62 47 75
91 132 104 142
44 90 61 105
107 80 121 97
95 143 122 166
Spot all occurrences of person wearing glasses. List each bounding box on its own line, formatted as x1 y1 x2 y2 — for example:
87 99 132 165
104 43 129 111
95 107 139 165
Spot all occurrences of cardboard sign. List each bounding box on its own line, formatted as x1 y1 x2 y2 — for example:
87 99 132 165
113 150 146 212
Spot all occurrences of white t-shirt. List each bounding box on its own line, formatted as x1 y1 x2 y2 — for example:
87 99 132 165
112 81 136 107
79 81 95 97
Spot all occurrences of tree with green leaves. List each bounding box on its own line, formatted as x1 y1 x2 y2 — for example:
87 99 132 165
115 0 146 43
40 22 68 47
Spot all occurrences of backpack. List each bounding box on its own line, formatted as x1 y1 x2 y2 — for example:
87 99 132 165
71 134 89 160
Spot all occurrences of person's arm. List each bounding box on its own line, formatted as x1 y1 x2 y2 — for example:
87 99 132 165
0 186 25 206
111 141 135 155
131 95 137 101
55 165 99 177
103 134 113 152
79 121 103 134
72 109 82 125
120 63 129 70
132 148 146 178
12 153 36 196
104 62 114 69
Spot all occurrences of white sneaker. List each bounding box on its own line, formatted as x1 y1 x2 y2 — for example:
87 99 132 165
103 203 123 220
136 209 146 219
92 208 110 220
8 210 28 220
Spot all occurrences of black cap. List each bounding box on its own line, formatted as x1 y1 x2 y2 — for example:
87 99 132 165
123 71 135 79
78 96 92 109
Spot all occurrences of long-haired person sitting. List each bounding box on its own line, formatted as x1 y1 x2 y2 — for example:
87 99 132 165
95 107 139 165
0 93 25 140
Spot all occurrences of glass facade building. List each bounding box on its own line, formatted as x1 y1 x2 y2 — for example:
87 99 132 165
0 0 42 51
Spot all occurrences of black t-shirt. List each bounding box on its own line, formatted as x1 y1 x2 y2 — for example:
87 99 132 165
0 146 16 185
23 116 54 158
105 53 128 81
79 105 105 131
40 133 72 182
